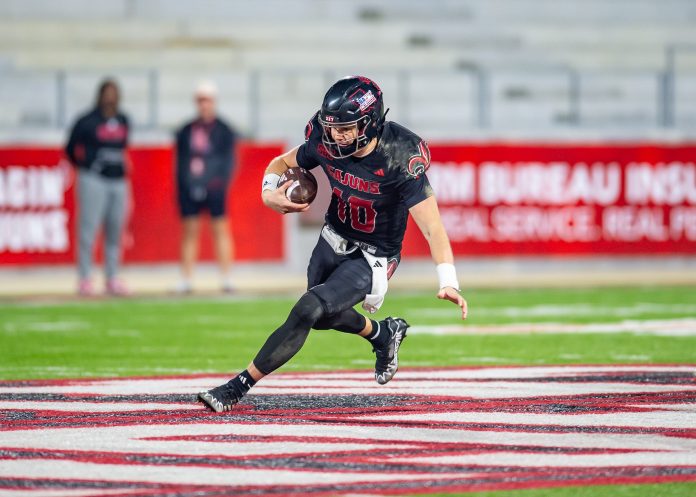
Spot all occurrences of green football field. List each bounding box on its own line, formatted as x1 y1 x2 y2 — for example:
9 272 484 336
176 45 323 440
1 285 695 497
1 285 695 380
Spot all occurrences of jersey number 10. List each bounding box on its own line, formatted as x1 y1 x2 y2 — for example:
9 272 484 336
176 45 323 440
333 187 377 234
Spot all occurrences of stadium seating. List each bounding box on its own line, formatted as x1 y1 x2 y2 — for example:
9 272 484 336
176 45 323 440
0 0 695 140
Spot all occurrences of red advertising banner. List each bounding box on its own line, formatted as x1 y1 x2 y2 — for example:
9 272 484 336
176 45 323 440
402 143 696 256
0 143 285 265
3 142 696 265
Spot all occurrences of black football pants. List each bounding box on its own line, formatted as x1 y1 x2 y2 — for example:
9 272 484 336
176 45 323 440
253 236 373 375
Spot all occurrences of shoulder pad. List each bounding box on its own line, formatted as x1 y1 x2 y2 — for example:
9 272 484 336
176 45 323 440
382 122 431 179
406 139 431 179
304 111 321 143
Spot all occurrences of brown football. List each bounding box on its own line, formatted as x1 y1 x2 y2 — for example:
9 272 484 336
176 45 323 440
279 167 318 204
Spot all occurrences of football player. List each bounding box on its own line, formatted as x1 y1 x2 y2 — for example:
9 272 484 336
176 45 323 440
199 76 466 412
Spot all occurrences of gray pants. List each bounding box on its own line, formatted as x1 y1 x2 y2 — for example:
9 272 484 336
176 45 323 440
77 170 128 280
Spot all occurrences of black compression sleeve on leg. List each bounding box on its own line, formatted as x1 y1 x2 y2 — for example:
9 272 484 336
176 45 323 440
253 291 325 375
313 308 367 335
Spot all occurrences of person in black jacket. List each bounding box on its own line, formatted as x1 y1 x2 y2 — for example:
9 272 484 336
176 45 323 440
175 81 237 293
65 78 131 296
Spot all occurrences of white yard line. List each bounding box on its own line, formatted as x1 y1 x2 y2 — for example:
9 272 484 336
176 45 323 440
412 303 696 319
0 401 199 412
409 317 696 336
0 490 138 497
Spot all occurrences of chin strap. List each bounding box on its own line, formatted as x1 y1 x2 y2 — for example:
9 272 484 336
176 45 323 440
377 108 390 129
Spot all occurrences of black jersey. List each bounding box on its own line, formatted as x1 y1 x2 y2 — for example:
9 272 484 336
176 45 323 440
296 113 433 257
175 117 236 193
65 109 130 179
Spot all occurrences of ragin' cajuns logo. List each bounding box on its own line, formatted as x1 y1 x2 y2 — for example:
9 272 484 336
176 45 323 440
0 365 694 496
408 140 431 178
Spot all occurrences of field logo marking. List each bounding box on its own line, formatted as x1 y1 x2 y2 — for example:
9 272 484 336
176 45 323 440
0 365 695 496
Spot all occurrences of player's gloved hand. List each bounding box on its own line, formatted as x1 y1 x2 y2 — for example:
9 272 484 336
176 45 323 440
262 180 310 214
437 287 467 320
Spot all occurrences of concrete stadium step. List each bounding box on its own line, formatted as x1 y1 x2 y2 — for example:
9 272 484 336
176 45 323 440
464 0 696 24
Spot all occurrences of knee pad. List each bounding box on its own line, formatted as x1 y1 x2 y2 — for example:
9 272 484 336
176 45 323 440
290 291 325 327
253 291 326 375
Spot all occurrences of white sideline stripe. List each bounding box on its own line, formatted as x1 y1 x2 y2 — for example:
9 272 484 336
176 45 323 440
0 401 199 412
408 318 696 336
0 365 693 396
0 491 138 497
0 378 233 395
409 451 696 468
0 423 413 457
257 384 694 399
369 410 696 429
0 459 466 487
0 382 690 399
294 365 696 380
632 403 696 412
1 420 694 456
256 382 693 400
1 365 692 386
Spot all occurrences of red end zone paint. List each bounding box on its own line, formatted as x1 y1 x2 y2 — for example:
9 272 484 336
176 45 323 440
0 365 694 496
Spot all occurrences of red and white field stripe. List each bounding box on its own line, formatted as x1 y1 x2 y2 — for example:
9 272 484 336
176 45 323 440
0 365 694 496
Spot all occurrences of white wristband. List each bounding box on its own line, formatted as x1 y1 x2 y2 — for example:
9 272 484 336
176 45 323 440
436 263 460 290
262 173 281 192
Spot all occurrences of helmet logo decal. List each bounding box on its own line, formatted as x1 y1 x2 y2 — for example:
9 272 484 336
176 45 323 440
357 90 377 112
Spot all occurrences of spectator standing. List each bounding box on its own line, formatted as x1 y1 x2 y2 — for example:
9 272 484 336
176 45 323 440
175 81 237 293
65 79 131 296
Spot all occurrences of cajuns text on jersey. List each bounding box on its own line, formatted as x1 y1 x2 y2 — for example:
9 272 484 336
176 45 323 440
296 113 433 257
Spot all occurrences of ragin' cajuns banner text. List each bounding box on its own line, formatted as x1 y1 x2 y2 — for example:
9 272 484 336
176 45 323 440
0 143 284 265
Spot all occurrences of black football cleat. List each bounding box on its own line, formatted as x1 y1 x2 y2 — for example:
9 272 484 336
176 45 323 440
198 382 242 412
373 316 409 385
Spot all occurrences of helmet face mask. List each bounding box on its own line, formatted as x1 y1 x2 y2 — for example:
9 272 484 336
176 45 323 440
319 115 372 159
318 76 385 159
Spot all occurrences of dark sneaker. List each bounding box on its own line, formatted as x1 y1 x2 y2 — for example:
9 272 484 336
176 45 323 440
198 382 242 412
373 316 409 385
